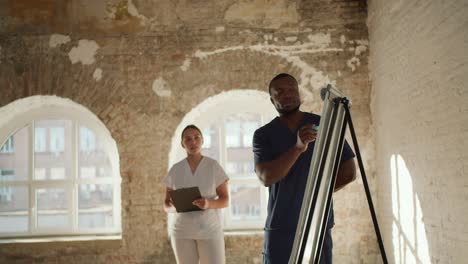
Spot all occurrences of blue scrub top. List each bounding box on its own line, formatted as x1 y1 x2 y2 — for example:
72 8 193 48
253 112 355 233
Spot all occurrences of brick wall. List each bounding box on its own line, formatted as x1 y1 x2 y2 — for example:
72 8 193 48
368 0 468 263
0 0 376 263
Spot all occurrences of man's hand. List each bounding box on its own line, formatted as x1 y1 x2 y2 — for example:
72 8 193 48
296 124 319 152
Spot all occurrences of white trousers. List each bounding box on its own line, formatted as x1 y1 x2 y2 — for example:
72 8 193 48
170 235 226 264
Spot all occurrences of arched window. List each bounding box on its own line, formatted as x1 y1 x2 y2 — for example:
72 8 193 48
169 90 276 230
0 96 121 238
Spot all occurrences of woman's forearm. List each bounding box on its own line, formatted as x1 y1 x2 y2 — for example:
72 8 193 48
207 196 229 209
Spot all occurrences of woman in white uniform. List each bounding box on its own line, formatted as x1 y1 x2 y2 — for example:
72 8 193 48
164 124 229 264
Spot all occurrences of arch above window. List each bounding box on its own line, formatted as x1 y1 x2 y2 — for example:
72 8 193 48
0 96 121 238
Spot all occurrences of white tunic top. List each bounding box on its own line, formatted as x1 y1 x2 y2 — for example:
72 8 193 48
164 156 229 239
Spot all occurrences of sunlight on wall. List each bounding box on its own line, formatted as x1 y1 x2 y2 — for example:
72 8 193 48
390 154 430 264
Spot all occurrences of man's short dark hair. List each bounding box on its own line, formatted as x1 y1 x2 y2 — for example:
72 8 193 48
268 73 298 94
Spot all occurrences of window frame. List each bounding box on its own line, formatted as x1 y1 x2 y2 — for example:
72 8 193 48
0 137 14 153
0 104 121 238
168 90 277 231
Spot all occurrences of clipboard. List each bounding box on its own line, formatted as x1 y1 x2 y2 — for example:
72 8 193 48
169 186 203 213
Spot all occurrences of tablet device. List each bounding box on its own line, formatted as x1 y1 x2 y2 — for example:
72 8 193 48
169 186 203 213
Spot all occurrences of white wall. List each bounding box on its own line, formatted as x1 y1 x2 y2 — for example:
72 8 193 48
368 0 468 263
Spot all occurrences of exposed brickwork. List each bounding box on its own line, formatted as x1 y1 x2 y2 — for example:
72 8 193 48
0 0 376 263
368 0 468 263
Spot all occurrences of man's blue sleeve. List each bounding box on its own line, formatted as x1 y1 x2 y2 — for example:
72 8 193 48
252 128 273 166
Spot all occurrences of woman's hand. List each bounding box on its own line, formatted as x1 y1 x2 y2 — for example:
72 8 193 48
164 187 177 213
192 197 210 210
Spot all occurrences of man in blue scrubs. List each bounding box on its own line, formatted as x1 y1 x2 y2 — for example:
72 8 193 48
253 73 356 264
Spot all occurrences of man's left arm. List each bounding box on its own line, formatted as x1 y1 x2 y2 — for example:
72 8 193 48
334 158 356 192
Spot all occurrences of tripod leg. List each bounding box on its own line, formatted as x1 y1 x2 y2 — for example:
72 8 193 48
343 99 389 264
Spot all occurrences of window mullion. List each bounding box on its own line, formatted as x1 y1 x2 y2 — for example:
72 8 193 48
219 120 234 228
29 123 35 235
71 120 78 233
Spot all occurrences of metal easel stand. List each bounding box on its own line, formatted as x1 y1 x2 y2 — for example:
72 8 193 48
289 88 388 264
341 97 388 264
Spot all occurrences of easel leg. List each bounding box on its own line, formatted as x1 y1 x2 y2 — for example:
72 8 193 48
343 99 389 264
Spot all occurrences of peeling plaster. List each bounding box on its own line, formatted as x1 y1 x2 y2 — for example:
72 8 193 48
225 0 298 28
49 34 71 48
181 33 368 100
264 34 273 40
215 26 225 33
191 40 341 99
68 40 99 65
195 33 341 89
345 39 368 70
180 59 191 71
127 0 147 24
106 0 146 24
340 35 346 44
307 33 331 48
347 57 360 72
356 40 369 46
93 68 103 81
194 47 244 59
152 77 172 97
355 45 367 56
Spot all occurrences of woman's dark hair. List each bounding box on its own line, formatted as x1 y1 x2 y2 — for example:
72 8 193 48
181 124 203 140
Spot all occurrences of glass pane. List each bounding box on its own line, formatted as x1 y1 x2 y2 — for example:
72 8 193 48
202 128 212 149
242 121 259 147
78 126 113 179
226 161 242 174
0 126 29 181
78 184 114 228
200 125 220 161
243 162 255 174
0 186 28 232
34 127 46 152
34 120 72 180
225 121 241 148
230 184 262 221
36 188 69 228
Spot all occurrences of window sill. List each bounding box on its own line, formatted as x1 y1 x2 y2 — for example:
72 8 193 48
0 234 121 244
224 229 264 236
